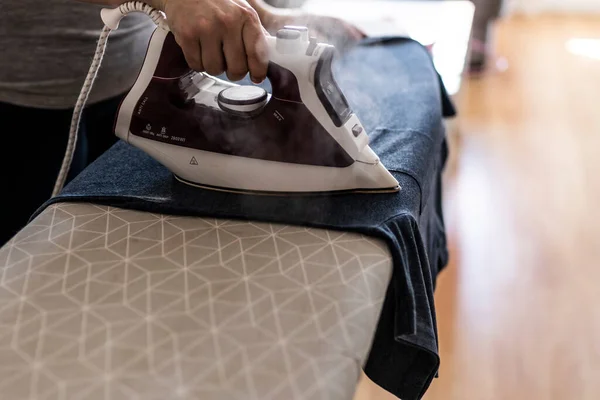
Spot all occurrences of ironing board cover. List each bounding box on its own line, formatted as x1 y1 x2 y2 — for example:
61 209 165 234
29 37 454 400
1 201 392 400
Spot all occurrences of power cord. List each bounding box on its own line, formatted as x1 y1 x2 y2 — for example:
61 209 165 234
52 1 167 196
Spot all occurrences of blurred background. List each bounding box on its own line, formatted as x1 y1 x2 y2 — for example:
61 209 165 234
283 0 600 398
429 1 600 399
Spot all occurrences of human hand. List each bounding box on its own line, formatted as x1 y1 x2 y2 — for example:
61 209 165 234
149 0 270 83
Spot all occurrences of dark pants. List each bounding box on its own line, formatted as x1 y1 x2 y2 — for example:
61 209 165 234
469 0 504 68
472 0 504 41
0 95 122 245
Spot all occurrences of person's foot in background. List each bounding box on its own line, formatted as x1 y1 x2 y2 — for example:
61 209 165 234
468 21 509 77
468 0 509 77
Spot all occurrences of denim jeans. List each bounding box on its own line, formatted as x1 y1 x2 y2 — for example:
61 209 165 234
32 37 454 400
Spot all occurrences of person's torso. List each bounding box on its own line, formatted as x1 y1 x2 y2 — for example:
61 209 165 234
0 0 155 109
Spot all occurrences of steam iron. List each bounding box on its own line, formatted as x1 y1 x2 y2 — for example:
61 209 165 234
52 1 400 196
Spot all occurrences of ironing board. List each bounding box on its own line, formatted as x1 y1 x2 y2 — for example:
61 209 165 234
0 202 391 399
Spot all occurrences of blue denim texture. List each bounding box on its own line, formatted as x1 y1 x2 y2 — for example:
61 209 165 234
32 37 454 400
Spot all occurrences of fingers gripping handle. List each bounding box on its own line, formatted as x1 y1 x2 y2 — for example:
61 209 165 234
153 30 306 103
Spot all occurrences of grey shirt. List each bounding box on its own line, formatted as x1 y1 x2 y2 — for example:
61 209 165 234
0 0 155 109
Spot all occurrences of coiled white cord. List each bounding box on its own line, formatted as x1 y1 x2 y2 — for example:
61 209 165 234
52 1 167 196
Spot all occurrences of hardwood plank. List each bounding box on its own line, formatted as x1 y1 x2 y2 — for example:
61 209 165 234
426 13 600 400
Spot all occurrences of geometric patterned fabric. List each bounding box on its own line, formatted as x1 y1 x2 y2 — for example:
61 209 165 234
0 203 392 399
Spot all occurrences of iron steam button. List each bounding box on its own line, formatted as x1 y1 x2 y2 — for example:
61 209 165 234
276 29 301 40
275 26 310 54
352 124 363 137
282 25 309 41
283 25 309 32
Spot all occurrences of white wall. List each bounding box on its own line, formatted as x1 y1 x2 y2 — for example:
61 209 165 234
506 0 600 14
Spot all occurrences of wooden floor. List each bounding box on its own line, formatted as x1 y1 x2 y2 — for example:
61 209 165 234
428 13 600 400
358 12 600 400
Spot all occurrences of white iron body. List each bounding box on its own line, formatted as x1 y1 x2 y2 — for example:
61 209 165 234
54 3 399 196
